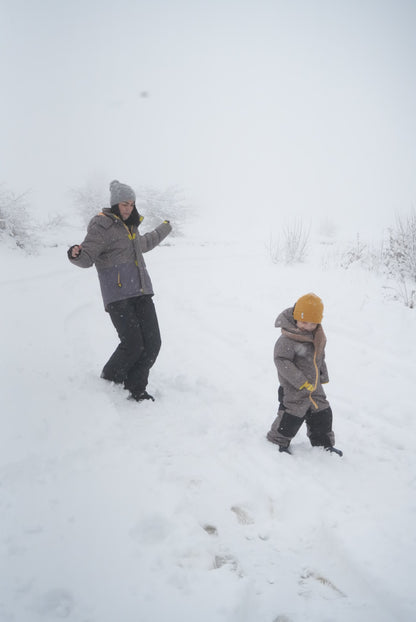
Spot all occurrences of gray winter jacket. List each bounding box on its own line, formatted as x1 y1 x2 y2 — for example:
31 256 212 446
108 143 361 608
69 209 172 309
274 307 330 416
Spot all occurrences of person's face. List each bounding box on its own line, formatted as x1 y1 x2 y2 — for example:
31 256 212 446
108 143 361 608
118 200 135 221
296 320 318 332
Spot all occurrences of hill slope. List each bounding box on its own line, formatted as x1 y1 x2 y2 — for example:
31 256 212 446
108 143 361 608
1 227 415 622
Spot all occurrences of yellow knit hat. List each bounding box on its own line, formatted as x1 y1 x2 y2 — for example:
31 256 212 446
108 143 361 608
293 293 324 323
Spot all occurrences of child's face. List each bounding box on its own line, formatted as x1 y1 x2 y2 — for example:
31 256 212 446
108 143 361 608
296 320 318 332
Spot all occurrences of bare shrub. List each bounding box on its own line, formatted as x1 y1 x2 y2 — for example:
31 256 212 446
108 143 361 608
0 185 37 251
392 279 416 309
339 234 382 273
380 209 416 308
382 209 416 282
283 220 310 263
340 210 416 308
340 234 367 268
269 220 309 264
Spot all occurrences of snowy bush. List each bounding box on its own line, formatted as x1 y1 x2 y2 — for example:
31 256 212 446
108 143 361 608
340 234 381 272
269 220 309 264
388 279 416 309
0 185 37 251
382 210 416 282
381 210 416 308
340 234 366 268
339 211 416 308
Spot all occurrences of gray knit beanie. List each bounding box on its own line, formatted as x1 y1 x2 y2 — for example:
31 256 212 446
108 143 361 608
109 179 136 206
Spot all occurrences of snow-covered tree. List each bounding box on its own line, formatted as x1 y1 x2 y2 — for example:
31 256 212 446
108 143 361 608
0 185 37 251
135 185 191 237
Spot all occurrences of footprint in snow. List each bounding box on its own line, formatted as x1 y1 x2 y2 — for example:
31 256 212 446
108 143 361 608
299 568 346 599
231 505 254 525
213 554 243 577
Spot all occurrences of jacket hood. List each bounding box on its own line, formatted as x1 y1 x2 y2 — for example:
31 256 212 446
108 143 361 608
275 306 322 335
275 307 297 332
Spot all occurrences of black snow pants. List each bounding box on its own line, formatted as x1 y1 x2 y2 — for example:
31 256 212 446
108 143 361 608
101 295 161 399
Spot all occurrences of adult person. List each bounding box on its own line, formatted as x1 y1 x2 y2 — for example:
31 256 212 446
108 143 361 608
68 179 172 402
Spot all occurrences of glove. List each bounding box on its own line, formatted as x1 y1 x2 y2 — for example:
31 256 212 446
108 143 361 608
299 381 314 392
67 244 81 259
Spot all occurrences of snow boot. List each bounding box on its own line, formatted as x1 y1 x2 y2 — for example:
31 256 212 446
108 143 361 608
279 445 292 455
129 390 155 403
325 446 343 457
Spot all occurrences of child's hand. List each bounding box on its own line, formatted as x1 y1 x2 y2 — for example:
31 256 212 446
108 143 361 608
299 381 314 392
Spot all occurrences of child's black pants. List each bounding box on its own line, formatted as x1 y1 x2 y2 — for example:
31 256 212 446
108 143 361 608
267 405 334 448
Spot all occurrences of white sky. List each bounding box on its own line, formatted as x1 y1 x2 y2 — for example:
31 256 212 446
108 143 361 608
1 0 415 234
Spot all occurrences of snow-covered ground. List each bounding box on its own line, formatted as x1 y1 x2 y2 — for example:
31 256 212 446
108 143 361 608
1 221 415 622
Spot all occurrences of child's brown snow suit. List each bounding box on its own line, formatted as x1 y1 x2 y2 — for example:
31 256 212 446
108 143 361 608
267 306 335 449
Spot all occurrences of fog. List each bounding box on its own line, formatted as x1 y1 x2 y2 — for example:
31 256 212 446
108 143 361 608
1 0 415 235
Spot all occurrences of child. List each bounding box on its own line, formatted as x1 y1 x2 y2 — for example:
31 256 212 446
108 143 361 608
267 293 342 456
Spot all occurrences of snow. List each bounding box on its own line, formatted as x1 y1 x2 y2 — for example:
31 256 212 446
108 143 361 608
1 223 416 622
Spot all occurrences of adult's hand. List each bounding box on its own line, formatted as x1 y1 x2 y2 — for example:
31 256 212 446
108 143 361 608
68 244 82 259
